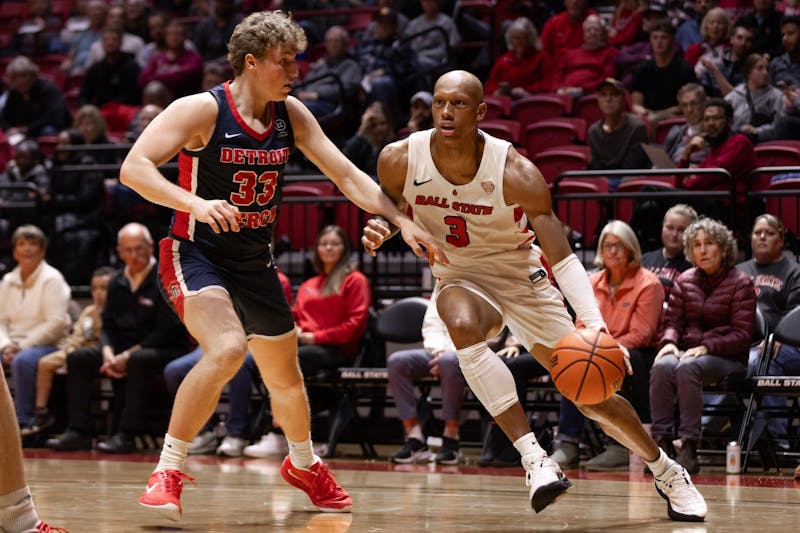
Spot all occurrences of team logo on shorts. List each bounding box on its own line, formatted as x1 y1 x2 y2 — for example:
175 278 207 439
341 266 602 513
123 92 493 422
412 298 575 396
480 179 495 194
169 282 181 301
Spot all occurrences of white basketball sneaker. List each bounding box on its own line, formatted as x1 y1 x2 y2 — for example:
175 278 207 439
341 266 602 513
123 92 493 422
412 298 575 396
654 462 707 522
216 436 245 457
243 432 289 458
522 453 572 513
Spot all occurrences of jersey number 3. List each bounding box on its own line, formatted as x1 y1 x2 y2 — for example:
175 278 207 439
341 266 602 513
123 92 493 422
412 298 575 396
230 170 278 206
444 215 470 247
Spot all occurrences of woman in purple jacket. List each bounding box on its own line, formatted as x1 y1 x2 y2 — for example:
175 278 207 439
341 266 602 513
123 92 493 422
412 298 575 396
649 218 756 474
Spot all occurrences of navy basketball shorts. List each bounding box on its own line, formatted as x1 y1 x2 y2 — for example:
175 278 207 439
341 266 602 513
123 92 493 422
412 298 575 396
158 237 295 339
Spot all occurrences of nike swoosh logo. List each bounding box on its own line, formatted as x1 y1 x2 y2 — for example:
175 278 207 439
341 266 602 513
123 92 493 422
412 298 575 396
145 485 157 494
224 132 242 139
413 176 432 186
288 468 312 483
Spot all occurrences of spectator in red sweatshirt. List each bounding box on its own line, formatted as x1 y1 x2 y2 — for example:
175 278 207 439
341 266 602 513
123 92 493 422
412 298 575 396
485 17 554 97
679 98 757 228
679 98 757 198
556 15 619 98
540 0 594 66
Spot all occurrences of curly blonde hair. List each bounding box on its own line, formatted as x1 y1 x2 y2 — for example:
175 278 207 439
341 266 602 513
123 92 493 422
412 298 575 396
227 11 307 76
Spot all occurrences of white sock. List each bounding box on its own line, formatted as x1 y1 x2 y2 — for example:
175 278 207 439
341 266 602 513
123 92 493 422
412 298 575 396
646 448 671 478
513 432 546 460
407 425 424 442
155 433 190 473
287 436 316 469
0 487 38 533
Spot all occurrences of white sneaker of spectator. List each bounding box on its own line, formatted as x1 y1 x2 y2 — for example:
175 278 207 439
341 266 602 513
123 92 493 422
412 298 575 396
217 436 246 457
243 432 289 458
188 429 218 455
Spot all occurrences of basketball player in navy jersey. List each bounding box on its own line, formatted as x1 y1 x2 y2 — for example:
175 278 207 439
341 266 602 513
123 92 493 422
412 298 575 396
362 70 708 522
119 11 446 522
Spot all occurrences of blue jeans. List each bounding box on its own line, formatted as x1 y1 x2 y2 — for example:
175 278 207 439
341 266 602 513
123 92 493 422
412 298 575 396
10 345 59 425
163 347 258 436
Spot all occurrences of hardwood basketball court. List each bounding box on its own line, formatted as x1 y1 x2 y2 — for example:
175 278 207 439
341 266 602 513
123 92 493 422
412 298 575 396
22 447 799 532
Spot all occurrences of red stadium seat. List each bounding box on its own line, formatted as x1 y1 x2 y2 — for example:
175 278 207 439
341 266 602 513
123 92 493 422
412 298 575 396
479 118 521 144
531 148 589 184
522 118 587 157
613 177 677 222
654 116 686 144
100 102 141 136
274 182 336 250
766 178 800 241
335 200 370 249
0 2 28 20
753 143 800 191
553 178 609 248
510 94 568 124
484 95 511 120
573 94 602 127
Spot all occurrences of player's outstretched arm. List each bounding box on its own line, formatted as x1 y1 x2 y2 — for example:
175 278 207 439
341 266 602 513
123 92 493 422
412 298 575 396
361 141 410 256
505 149 607 333
289 98 447 264
120 94 241 234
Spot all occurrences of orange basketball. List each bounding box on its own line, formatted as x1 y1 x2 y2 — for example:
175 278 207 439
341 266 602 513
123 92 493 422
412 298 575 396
550 329 626 405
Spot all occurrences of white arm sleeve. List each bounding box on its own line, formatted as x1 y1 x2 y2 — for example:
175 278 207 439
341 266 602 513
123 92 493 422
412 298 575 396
550 253 607 332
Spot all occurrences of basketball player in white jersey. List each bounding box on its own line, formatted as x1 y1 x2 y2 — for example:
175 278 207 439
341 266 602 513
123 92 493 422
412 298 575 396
362 70 707 522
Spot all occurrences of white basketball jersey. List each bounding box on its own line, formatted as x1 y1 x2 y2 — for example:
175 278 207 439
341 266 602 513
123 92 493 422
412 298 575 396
403 129 536 274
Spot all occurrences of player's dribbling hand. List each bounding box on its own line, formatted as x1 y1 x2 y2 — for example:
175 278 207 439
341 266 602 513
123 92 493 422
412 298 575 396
191 199 241 233
618 343 633 375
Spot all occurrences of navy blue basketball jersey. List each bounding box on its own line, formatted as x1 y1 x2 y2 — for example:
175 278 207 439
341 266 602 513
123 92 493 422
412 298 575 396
170 82 295 269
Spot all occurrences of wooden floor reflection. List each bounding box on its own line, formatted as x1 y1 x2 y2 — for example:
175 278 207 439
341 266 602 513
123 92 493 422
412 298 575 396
23 451 800 533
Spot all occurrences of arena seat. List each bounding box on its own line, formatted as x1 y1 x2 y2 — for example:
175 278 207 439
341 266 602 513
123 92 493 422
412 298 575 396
274 181 336 250
510 94 568 124
479 118 521 145
766 177 800 241
552 178 609 248
653 116 686 144
522 118 587 157
484 95 511 120
613 176 677 223
531 148 589 184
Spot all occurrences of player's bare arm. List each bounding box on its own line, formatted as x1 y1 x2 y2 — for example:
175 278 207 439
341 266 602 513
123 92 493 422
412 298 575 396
289 98 447 264
361 140 410 255
120 94 242 234
502 148 573 264
504 148 612 346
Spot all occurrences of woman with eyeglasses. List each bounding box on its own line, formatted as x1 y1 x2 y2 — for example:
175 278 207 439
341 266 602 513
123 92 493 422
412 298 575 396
551 220 664 471
650 218 755 474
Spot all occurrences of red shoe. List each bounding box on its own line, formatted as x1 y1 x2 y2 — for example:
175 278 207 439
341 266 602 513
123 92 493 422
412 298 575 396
280 456 352 512
23 522 69 533
137 469 197 521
